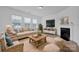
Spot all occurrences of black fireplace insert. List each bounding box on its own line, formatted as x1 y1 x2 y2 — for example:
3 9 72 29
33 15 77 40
61 28 70 41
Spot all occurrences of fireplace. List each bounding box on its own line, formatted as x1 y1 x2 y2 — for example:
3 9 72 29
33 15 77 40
61 28 70 41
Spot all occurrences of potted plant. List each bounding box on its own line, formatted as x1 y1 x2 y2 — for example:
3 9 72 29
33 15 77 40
37 24 43 36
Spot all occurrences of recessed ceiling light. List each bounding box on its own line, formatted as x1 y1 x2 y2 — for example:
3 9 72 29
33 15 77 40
38 6 44 9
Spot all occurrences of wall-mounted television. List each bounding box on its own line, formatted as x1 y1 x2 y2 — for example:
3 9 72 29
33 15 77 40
46 20 55 27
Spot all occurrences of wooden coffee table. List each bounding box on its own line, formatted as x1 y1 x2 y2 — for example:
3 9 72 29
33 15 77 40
28 34 47 48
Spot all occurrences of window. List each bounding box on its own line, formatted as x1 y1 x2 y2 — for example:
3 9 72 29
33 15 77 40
11 15 22 24
24 17 31 29
11 15 22 32
32 19 38 30
24 17 31 23
11 15 38 31
33 19 37 24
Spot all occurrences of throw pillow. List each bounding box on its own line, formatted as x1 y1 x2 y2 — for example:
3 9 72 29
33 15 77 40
5 33 13 46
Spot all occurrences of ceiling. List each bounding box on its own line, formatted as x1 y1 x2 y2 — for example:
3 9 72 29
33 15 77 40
10 6 69 17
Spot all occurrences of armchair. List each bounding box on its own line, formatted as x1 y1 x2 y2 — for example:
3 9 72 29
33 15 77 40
5 43 24 52
0 38 24 52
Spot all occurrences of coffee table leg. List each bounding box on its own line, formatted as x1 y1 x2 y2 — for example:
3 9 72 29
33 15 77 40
35 41 39 48
29 38 33 43
43 37 46 43
29 38 31 43
36 46 38 48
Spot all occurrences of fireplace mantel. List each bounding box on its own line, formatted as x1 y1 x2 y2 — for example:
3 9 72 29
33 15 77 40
60 25 72 28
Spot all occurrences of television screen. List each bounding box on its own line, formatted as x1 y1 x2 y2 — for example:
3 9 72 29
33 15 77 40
46 20 55 27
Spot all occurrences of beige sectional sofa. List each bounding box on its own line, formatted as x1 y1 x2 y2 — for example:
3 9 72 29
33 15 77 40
44 37 79 52
5 25 36 41
8 31 36 41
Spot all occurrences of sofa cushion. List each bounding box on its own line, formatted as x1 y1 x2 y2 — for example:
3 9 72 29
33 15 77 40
56 40 79 52
62 41 79 52
43 43 60 52
56 40 68 51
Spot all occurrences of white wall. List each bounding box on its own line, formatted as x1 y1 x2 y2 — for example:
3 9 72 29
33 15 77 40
42 6 79 45
0 6 41 32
